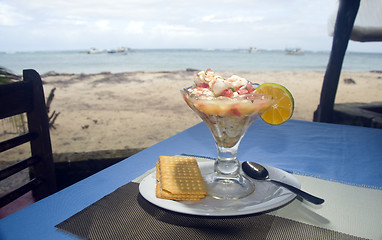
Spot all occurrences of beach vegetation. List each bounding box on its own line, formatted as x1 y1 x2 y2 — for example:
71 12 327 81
0 67 20 84
0 67 59 135
0 67 27 134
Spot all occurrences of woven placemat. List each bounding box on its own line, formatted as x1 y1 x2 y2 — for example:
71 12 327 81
56 182 366 240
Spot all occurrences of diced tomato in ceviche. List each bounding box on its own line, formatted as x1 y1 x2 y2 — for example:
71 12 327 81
221 89 234 97
197 83 209 88
193 69 257 98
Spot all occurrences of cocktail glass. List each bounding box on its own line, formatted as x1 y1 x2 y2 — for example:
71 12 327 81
181 86 274 200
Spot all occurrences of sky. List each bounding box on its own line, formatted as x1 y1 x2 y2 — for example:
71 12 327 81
1 0 382 53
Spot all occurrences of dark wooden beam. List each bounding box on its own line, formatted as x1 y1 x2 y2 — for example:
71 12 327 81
314 0 360 123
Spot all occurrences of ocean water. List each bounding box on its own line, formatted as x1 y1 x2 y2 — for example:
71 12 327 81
0 49 381 75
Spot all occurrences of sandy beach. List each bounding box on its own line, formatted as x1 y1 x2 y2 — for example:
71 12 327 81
1 70 382 159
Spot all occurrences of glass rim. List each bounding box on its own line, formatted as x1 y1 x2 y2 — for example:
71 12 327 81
181 85 273 101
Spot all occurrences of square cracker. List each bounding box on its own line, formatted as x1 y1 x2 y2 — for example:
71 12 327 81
156 156 207 201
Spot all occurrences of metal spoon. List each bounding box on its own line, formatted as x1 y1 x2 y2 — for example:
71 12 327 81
242 161 325 205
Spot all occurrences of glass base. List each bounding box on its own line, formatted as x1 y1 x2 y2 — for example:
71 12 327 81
204 172 255 200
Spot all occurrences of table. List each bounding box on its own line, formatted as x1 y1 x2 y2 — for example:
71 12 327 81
1 119 381 239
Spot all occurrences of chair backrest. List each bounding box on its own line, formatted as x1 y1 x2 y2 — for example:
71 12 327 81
0 69 56 208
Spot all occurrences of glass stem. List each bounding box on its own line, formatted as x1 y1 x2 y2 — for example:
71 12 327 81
215 143 240 177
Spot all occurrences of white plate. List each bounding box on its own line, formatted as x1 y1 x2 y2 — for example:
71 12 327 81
139 161 300 216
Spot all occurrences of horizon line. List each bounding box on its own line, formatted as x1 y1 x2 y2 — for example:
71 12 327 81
1 48 382 54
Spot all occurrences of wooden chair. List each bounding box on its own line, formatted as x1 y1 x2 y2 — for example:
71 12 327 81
0 69 56 217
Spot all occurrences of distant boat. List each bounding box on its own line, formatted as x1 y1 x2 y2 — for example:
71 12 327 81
285 48 304 55
249 47 258 54
107 47 131 54
87 48 105 54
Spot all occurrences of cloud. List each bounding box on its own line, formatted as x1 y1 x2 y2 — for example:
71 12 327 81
125 21 144 34
0 2 32 26
152 24 199 37
202 15 263 24
94 20 112 31
1 0 381 52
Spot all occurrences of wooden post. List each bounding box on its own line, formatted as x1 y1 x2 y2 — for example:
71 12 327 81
314 0 360 123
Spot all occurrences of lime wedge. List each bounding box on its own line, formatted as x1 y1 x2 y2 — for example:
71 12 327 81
255 83 294 125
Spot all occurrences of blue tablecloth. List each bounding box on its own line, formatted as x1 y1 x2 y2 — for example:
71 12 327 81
161 119 382 189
